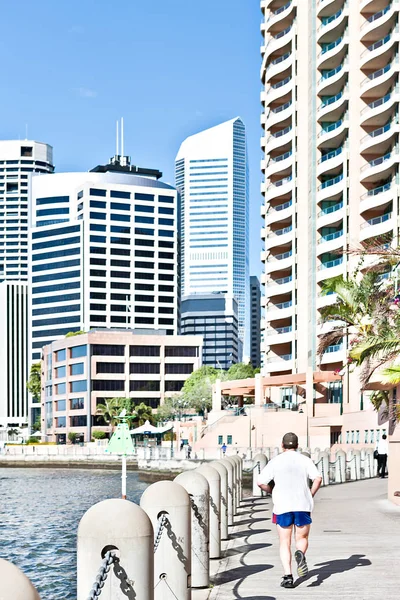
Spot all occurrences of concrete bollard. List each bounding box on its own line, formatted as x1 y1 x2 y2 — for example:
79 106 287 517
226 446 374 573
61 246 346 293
335 450 346 483
0 558 41 600
264 447 271 460
174 471 209 589
273 446 280 457
347 450 356 481
252 453 267 497
211 461 229 540
220 458 235 526
317 451 330 486
236 455 244 501
363 448 374 478
231 455 242 504
140 481 191 600
197 464 221 559
225 456 238 514
78 499 154 600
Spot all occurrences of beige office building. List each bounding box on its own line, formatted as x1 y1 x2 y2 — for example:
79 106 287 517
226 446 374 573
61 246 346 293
261 0 399 394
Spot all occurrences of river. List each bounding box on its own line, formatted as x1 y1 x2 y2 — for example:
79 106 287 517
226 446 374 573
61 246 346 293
0 468 149 599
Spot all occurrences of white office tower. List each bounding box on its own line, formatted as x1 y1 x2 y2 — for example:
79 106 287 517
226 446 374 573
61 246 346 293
260 0 400 382
175 118 249 356
0 140 53 428
29 156 180 366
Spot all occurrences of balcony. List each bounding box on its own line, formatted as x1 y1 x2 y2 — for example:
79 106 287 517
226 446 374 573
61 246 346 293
266 149 293 177
317 116 348 147
360 2 399 42
265 174 293 201
317 200 343 218
317 173 344 201
318 5 348 44
266 75 293 104
360 211 394 241
360 149 399 182
265 198 293 225
320 343 344 364
266 249 293 274
317 146 344 176
267 275 293 297
360 120 399 153
266 326 294 345
317 229 344 254
266 100 293 128
360 58 398 97
360 181 393 212
266 125 293 153
266 353 294 373
317 61 348 95
360 26 399 70
360 87 398 127
265 51 293 83
266 223 293 249
265 25 295 63
317 256 344 282
266 1 295 32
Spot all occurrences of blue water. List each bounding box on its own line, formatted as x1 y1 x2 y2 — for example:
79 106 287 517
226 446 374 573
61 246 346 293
0 468 149 599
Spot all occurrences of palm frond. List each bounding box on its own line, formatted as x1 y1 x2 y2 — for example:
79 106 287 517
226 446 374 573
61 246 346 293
317 329 344 357
381 365 400 386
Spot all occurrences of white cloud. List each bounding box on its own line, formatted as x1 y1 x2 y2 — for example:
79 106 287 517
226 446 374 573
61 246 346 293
74 87 97 99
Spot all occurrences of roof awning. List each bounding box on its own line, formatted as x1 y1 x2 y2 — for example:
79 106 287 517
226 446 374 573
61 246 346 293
219 371 342 396
130 420 173 435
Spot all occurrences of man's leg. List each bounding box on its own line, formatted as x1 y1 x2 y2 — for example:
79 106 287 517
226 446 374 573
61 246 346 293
277 524 293 575
295 524 311 554
381 454 387 478
377 454 383 476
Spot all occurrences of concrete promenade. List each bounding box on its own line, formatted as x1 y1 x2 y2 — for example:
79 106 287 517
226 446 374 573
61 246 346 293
208 479 400 600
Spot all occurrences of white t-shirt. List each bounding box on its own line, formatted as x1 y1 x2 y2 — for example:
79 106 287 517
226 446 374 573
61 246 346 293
257 451 321 515
377 438 388 455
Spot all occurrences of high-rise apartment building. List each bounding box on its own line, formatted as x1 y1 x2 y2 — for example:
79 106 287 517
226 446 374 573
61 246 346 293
28 156 180 371
250 276 261 368
260 1 400 382
181 293 239 369
175 118 249 356
0 140 53 428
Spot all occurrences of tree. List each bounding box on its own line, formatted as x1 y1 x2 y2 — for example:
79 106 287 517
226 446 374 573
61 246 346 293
131 402 154 426
182 366 222 415
32 415 41 432
65 330 85 338
226 362 256 381
156 395 189 422
68 432 77 444
95 398 127 429
92 430 106 440
27 362 41 403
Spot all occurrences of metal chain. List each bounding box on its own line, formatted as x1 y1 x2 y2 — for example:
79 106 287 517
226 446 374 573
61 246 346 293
86 551 117 600
154 513 168 553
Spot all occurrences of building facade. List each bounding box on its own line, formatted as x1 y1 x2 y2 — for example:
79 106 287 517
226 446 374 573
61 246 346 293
260 0 400 377
28 156 180 367
0 140 53 428
250 276 261 368
41 330 202 443
175 118 249 356
180 293 239 369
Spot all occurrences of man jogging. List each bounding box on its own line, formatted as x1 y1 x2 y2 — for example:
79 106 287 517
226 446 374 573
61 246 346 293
258 432 322 588
376 433 388 478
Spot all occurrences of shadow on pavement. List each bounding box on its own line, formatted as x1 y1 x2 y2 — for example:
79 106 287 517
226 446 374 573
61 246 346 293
214 563 273 585
224 542 272 557
296 554 372 588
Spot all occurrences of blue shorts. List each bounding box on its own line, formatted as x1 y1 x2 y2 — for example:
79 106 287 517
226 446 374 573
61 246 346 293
275 511 312 527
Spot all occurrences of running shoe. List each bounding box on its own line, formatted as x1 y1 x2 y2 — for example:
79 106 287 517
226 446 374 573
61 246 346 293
280 575 294 589
294 550 308 577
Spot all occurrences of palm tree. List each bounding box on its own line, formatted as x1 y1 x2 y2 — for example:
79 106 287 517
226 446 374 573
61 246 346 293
131 402 154 427
96 398 127 430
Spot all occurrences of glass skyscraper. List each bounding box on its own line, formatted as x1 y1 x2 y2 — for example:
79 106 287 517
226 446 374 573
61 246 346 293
175 118 249 356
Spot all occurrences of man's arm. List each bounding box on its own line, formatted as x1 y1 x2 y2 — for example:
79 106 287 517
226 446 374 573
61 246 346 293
258 482 273 493
310 476 322 497
257 462 274 491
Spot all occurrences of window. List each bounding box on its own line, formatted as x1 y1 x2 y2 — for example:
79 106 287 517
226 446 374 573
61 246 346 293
90 269 106 277
130 363 160 374
90 188 107 197
135 317 154 324
227 435 233 445
55 366 66 378
55 349 66 362
90 223 106 231
57 400 66 411
165 346 198 357
90 200 106 209
159 295 174 303
56 382 66 394
111 259 130 268
165 381 185 392
364 430 369 443
135 204 154 213
356 430 360 444
135 227 154 236
32 270 80 284
90 281 106 288
90 212 106 220
159 274 174 281
159 195 174 204
218 435 223 445
70 363 84 376
91 292 106 300
37 207 69 217
71 398 85 410
70 380 87 393
70 415 87 427
91 315 106 322
135 294 154 302
36 196 69 206
111 225 130 234
111 202 130 211
111 248 131 256
136 283 154 291
159 285 174 292
159 218 174 226
32 247 80 262
135 216 154 224
159 229 174 237
96 362 125 374
130 380 160 392
376 430 381 442
90 258 106 266
91 344 125 356
159 241 174 248
135 272 154 280
92 380 125 391
165 363 193 375
21 146 33 157
159 252 174 259
56 416 66 428
32 258 80 273
370 430 375 443
130 345 160 357
71 345 87 359
111 190 130 199
159 207 174 215
33 282 80 294
135 193 154 202
111 213 130 222
136 238 154 247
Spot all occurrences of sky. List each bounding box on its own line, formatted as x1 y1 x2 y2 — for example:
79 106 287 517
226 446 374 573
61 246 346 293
1 0 263 277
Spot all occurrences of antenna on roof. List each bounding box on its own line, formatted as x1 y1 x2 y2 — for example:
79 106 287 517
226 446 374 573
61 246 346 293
116 120 119 156
121 117 124 164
